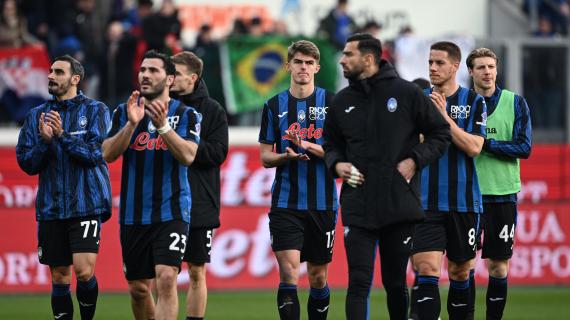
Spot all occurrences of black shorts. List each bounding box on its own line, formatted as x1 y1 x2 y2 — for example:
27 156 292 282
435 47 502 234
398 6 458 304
37 216 101 266
120 220 189 281
411 211 481 263
481 202 517 260
269 208 337 264
183 228 214 264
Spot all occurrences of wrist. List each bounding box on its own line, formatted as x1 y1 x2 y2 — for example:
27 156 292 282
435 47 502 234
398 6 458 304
157 122 172 135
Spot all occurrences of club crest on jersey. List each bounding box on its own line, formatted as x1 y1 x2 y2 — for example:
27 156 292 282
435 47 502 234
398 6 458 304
148 121 156 133
298 110 306 123
79 116 88 128
387 98 398 112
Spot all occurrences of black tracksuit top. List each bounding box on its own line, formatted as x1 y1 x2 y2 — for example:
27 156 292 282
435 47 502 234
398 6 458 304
178 80 229 229
323 60 451 229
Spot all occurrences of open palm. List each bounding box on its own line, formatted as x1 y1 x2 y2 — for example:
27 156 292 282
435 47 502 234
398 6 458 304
127 91 145 126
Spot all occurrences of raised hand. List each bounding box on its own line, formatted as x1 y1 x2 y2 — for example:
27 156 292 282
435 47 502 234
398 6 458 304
430 91 447 117
45 111 63 137
126 91 145 126
38 113 53 143
284 130 306 149
145 100 168 129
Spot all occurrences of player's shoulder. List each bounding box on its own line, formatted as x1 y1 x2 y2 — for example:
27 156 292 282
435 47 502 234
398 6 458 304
464 86 484 101
177 102 203 124
82 96 110 114
28 101 51 115
264 90 288 111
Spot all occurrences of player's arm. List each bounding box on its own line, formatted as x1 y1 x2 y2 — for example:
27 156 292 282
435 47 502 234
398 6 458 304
16 111 51 175
193 104 229 167
431 91 484 157
408 90 451 169
47 103 110 166
103 91 144 163
483 96 532 159
150 101 199 166
260 143 308 168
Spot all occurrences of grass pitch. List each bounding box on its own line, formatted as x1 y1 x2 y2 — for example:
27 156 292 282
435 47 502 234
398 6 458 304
0 286 568 319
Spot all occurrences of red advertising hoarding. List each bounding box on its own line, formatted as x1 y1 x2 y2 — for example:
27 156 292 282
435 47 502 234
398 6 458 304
1 146 569 293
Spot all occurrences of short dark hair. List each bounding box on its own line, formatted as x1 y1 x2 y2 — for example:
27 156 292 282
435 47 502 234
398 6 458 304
287 40 320 63
54 55 84 81
171 51 204 77
143 50 176 75
430 41 461 63
412 77 431 89
346 33 382 66
466 47 498 70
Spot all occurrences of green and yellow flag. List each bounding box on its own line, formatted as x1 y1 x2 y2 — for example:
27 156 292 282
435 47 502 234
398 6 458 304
221 36 339 114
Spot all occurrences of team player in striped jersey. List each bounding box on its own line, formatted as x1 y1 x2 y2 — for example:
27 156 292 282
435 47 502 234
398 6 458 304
17 55 112 320
411 41 487 320
103 50 201 320
258 40 338 320
468 48 532 320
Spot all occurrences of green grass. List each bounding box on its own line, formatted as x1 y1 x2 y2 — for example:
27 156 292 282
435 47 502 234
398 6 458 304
1 287 569 319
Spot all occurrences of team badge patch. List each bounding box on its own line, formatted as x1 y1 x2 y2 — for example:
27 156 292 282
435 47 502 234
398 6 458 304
298 110 306 123
79 116 88 128
387 98 398 112
148 121 156 133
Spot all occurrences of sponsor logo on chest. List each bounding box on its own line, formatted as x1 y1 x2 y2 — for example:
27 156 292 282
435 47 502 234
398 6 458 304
282 122 323 140
450 105 471 119
130 116 180 151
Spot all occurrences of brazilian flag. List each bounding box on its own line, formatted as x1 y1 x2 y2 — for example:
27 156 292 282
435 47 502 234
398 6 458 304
221 35 338 114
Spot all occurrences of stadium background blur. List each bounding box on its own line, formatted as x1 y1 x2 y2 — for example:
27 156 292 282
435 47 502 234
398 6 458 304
1 0 570 319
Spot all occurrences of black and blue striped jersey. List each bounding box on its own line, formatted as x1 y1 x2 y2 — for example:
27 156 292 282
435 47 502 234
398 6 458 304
108 99 201 225
420 86 487 213
16 94 112 221
259 87 338 211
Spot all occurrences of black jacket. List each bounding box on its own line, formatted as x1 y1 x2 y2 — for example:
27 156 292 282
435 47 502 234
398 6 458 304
323 61 450 229
177 80 229 229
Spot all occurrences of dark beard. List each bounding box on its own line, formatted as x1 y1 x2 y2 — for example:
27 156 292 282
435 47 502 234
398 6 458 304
343 65 365 81
48 81 71 97
140 79 166 100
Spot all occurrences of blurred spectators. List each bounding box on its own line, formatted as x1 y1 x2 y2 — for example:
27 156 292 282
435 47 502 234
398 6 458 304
0 0 39 48
269 19 289 36
317 0 356 50
99 19 137 110
192 23 231 124
524 0 570 35
359 20 382 38
142 0 181 54
249 16 265 37
230 18 249 36
533 15 559 36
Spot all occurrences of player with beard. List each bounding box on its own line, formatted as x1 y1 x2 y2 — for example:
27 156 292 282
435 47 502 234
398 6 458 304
103 50 201 320
170 51 229 320
16 55 112 320
323 33 450 320
411 41 487 320
258 40 338 320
